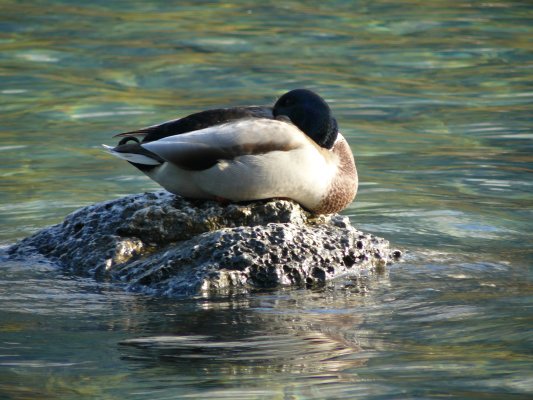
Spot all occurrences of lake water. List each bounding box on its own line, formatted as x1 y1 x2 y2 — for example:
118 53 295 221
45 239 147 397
1 1 532 398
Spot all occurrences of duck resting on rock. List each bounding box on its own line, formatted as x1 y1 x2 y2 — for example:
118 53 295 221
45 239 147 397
103 89 357 214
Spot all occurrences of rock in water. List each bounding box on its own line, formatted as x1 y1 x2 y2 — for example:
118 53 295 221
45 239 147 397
8 191 397 296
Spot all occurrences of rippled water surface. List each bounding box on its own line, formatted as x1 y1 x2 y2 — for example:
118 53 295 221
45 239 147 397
1 1 532 399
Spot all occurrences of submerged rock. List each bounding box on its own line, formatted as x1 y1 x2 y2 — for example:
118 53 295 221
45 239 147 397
8 191 397 296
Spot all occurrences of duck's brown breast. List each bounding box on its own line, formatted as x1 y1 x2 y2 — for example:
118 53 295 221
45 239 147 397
314 136 358 214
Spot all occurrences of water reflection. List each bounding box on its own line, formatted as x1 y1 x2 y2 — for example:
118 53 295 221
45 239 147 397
114 283 383 399
0 255 383 398
1 245 532 398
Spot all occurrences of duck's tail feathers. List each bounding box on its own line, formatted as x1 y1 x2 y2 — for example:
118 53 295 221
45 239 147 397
102 144 163 166
112 129 150 139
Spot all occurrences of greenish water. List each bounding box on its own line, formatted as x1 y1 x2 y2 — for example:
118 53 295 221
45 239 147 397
1 1 532 399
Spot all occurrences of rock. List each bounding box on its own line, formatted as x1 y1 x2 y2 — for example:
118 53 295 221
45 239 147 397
8 191 397 297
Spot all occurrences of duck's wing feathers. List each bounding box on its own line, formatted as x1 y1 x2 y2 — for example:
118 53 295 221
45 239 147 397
115 106 273 143
141 118 304 171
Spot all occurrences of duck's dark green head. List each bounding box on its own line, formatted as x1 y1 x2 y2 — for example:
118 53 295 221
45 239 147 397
273 89 338 149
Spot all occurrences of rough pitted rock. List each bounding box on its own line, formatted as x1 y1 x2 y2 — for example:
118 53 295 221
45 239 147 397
8 191 397 296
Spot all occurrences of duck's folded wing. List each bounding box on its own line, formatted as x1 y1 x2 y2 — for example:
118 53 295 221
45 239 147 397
115 106 273 143
141 118 303 171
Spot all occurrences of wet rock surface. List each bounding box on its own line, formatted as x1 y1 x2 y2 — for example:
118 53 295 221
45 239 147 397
8 191 398 296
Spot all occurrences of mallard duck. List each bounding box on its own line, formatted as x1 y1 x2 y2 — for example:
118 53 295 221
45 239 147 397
103 89 357 214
